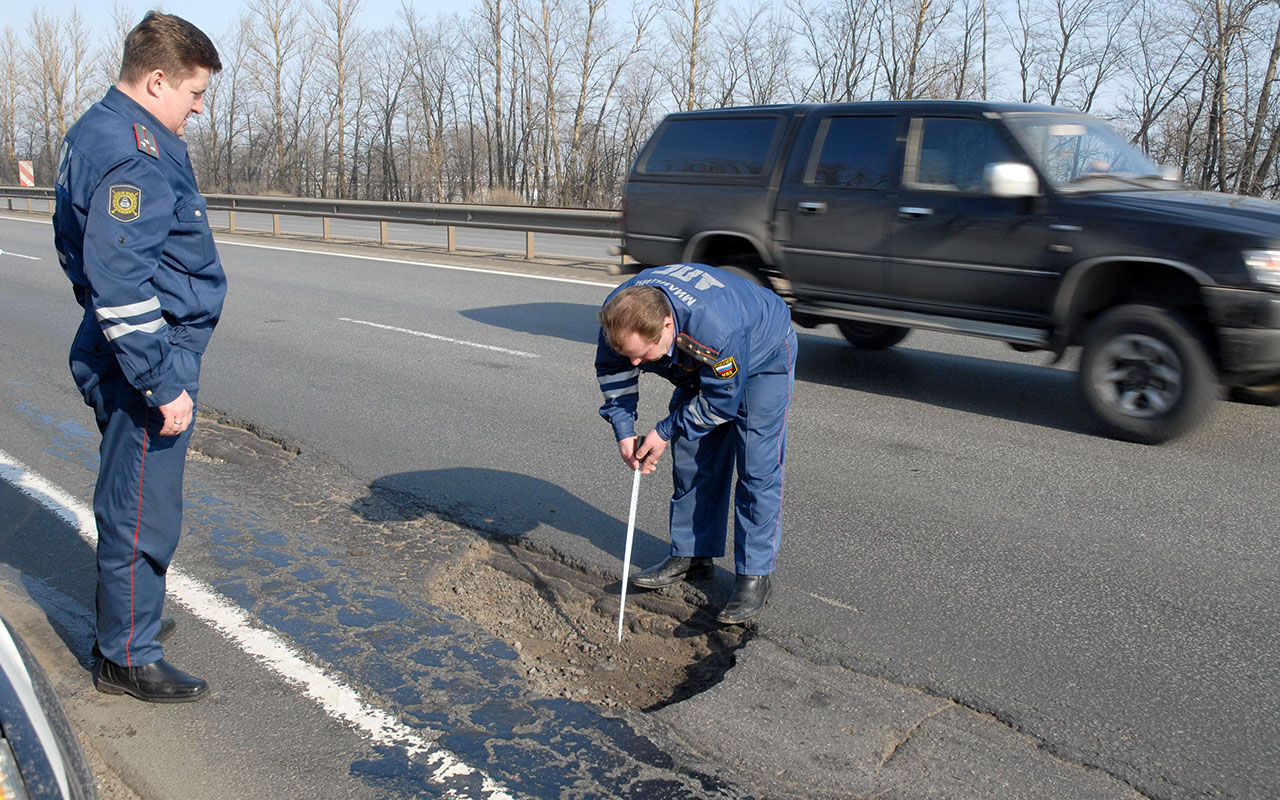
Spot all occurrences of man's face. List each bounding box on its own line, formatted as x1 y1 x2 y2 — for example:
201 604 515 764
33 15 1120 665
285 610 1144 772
155 67 211 137
616 316 675 366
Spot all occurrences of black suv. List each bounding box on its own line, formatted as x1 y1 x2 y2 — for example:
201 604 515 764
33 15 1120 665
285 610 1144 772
617 101 1280 443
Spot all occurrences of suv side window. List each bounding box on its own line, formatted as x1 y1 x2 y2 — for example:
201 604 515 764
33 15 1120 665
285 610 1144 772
640 117 781 176
806 115 898 190
905 117 1018 193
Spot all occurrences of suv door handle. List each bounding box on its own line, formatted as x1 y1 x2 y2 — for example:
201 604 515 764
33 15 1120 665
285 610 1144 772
898 206 935 218
796 201 827 214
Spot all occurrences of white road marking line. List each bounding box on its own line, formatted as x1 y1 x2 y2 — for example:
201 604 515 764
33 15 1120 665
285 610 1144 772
339 317 540 358
0 448 513 800
223 240 616 287
0 248 41 260
0 215 52 226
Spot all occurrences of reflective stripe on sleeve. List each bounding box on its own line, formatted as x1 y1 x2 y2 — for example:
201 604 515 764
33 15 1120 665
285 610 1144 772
602 384 639 400
597 368 639 386
102 318 167 341
95 297 161 321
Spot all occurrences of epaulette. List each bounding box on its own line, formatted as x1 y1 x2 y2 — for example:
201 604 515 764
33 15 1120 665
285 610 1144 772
675 333 719 366
133 123 159 159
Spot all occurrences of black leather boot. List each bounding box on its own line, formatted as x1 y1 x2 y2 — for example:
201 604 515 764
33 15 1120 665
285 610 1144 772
95 657 209 703
717 574 772 624
631 555 715 589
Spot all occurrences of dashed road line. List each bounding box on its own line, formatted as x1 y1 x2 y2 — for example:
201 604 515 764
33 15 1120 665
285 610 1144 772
0 248 41 260
339 317 540 358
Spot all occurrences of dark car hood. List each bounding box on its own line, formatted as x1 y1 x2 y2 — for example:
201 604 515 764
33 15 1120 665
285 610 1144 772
1088 189 1280 236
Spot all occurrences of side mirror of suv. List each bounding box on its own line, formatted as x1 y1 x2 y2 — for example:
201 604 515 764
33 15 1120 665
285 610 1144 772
985 162 1040 198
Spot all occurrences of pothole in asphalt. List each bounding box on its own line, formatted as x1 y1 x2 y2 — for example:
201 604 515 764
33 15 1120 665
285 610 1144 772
430 538 753 711
188 413 298 468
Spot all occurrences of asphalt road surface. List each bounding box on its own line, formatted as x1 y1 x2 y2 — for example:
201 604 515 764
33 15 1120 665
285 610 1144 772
1 211 1276 799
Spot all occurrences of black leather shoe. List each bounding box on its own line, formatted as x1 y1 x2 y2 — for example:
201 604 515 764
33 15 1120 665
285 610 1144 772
92 616 176 659
631 556 715 589
717 574 772 624
95 657 209 703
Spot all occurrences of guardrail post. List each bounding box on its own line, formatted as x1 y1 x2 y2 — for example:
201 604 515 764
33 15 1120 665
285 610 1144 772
272 214 281 236
26 198 33 212
322 217 331 240
447 225 456 252
380 220 389 245
48 199 55 214
228 210 236 232
525 231 535 260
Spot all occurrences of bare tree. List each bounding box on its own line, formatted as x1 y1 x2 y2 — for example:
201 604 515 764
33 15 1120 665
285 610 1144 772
243 0 310 188
662 0 718 110
402 4 457 200
0 26 19 184
94 3 140 90
788 0 879 101
878 0 957 99
311 0 363 197
1116 0 1208 151
24 10 75 181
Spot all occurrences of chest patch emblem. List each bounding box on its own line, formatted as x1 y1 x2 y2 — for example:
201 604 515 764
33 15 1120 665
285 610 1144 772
712 357 738 379
108 185 141 222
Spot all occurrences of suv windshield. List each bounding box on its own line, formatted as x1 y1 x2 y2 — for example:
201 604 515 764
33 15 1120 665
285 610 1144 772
1003 112 1167 190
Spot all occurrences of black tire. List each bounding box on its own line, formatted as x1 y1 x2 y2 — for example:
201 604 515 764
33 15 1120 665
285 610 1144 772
1228 378 1280 407
836 321 911 349
718 262 768 288
1078 304 1217 444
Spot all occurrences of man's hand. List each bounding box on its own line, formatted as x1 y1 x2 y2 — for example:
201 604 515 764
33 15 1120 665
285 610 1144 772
158 390 193 437
619 430 667 475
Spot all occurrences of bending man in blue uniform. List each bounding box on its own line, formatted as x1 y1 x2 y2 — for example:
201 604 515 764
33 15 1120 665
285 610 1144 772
54 12 223 702
596 264 797 624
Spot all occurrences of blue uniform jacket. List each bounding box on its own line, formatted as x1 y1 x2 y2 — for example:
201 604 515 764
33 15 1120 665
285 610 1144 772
595 264 793 442
54 86 226 408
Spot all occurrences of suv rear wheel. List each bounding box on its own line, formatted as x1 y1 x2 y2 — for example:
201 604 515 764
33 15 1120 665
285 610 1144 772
1228 378 1280 406
1078 304 1216 444
837 321 911 349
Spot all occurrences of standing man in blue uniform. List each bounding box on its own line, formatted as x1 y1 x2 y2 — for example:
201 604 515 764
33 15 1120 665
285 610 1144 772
595 264 797 623
54 12 224 702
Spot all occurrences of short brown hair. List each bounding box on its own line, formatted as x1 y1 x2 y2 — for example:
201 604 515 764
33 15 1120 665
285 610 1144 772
599 286 670 353
119 11 222 85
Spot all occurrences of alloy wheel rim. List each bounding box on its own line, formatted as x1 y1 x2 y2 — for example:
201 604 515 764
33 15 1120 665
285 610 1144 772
1092 333 1183 418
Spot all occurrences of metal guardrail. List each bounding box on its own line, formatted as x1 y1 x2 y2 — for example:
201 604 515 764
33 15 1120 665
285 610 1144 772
0 186 623 262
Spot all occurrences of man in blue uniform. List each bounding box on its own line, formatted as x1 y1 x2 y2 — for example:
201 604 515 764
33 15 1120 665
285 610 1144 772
596 264 797 623
53 12 223 702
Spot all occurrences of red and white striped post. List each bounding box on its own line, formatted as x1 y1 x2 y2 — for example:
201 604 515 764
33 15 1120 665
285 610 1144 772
18 160 34 187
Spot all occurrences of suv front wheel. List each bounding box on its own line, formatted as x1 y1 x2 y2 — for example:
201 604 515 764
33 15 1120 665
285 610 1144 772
1078 304 1216 444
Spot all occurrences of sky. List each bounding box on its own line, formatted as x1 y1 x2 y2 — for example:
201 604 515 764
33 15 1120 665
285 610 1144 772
5 0 459 41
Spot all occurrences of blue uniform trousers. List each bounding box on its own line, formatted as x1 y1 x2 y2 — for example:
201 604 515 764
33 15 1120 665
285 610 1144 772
667 328 796 575
70 318 198 668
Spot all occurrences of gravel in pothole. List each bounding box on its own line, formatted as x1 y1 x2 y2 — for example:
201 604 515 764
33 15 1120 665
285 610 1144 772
430 539 753 711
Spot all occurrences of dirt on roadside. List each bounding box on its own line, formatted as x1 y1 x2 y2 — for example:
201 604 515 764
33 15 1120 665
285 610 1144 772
430 539 753 712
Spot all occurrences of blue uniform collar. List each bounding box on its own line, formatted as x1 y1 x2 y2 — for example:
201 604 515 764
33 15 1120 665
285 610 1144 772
100 86 189 164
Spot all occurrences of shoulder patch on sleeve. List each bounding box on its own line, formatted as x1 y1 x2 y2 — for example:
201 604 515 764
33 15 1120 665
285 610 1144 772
675 332 720 366
133 123 160 159
712 357 738 379
108 185 142 222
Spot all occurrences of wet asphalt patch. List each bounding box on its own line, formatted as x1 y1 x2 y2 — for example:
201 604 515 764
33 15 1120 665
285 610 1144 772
175 414 758 797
